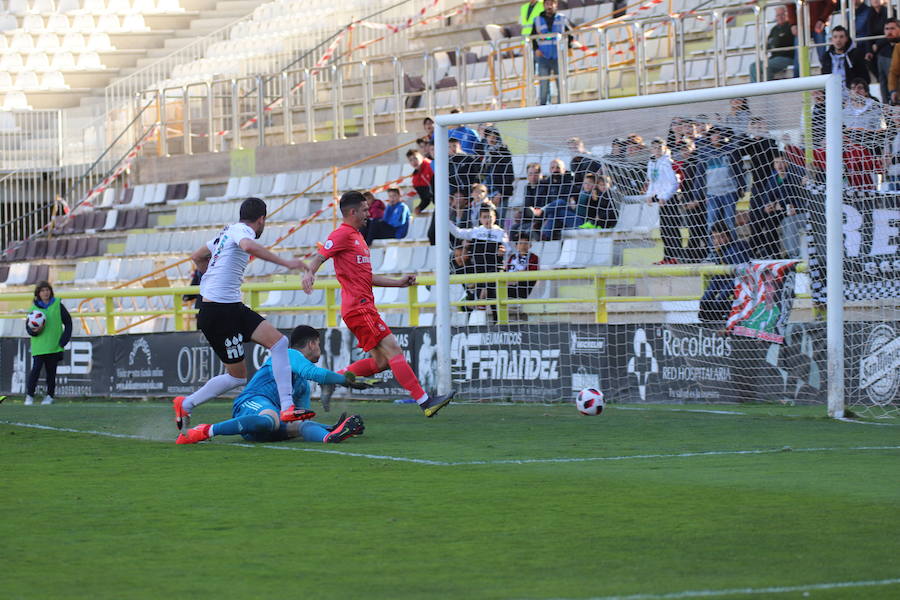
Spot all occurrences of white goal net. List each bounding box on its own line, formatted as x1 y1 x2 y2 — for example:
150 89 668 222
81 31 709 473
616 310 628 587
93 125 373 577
431 77 898 419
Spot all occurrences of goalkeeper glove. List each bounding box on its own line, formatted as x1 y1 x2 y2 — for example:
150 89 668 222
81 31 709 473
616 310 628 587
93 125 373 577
342 371 378 390
279 407 317 422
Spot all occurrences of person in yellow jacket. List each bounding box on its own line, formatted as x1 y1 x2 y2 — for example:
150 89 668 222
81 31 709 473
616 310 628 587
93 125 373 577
520 0 543 36
25 281 72 405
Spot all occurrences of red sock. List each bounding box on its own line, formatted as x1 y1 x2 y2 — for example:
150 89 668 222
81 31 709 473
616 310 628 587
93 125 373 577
388 354 426 402
341 357 382 377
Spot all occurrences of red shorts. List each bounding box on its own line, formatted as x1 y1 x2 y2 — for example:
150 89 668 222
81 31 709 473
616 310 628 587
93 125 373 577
343 308 392 352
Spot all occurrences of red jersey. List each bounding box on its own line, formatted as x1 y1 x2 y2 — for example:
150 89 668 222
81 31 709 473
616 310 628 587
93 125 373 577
319 223 375 316
412 158 434 189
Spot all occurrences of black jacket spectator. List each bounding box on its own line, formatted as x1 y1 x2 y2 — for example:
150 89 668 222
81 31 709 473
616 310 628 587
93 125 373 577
821 41 870 87
569 154 604 184
482 127 515 201
449 151 482 196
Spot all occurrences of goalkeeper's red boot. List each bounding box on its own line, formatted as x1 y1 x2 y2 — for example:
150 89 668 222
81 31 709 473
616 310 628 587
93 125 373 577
176 424 211 445
173 396 190 432
323 414 364 443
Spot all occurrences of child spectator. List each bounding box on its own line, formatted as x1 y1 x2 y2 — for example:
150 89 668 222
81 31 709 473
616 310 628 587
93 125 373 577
407 149 434 213
449 204 509 317
360 191 386 244
422 116 435 143
506 235 540 297
383 187 410 239
579 174 620 230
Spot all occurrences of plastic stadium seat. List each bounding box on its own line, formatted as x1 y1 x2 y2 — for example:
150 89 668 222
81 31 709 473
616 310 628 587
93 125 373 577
41 71 66 89
7 0 29 15
81 0 107 13
14 72 40 90
0 53 24 71
36 33 60 51
77 52 103 70
100 188 117 208
122 13 147 31
72 14 95 32
184 179 200 202
208 177 240 202
25 52 50 72
52 52 76 70
0 72 12 92
97 14 121 32
88 32 114 51
11 32 34 51
56 0 79 11
145 183 167 205
23 14 44 30
61 33 85 51
0 14 17 32
102 209 118 231
31 0 55 9
106 0 132 13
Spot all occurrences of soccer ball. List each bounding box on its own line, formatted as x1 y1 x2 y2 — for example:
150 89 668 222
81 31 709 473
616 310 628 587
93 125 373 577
25 310 46 336
575 388 605 416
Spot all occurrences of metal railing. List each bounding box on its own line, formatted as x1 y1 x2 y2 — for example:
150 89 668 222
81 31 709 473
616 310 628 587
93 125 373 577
107 1 900 159
0 264 815 335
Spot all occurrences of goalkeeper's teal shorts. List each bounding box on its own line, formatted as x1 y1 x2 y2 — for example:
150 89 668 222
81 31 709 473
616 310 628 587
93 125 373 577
233 395 290 442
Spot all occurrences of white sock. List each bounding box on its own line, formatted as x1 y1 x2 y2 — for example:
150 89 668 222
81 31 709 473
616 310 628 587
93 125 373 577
270 336 294 411
415 393 429 405
183 373 246 411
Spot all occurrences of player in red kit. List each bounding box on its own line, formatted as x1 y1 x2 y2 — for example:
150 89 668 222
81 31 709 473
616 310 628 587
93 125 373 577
302 191 454 416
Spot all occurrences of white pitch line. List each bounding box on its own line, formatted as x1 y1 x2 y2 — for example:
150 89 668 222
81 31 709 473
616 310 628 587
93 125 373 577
616 407 747 415
837 417 900 427
536 576 900 600
3 421 900 466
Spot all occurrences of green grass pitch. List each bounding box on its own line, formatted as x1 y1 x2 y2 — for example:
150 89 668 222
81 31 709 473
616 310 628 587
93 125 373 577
1 400 899 600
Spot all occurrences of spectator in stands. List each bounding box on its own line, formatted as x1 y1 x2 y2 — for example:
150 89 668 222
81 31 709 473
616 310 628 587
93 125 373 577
788 1 836 63
506 234 540 320
722 98 752 135
482 126 515 215
407 149 435 216
698 221 751 323
25 280 72 406
567 137 603 184
508 206 540 241
696 126 745 241
750 155 793 259
422 116 435 143
821 25 870 87
853 0 873 52
740 116 780 198
384 187 410 239
511 162 547 210
448 109 480 154
360 191 386 244
449 203 509 316
645 138 681 264
365 188 410 243
873 17 900 102
811 89 827 146
417 137 434 160
884 110 900 190
866 1 890 84
531 0 575 105
519 0 543 36
577 173 620 230
541 193 582 240
844 77 886 136
666 117 689 149
541 158 575 206
749 5 795 82
674 137 707 262
448 137 479 196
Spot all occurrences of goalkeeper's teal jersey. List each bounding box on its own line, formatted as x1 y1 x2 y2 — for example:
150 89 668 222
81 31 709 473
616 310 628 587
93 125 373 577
233 349 342 413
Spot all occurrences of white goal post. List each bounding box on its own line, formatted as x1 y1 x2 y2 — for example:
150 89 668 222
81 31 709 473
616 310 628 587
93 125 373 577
433 75 845 416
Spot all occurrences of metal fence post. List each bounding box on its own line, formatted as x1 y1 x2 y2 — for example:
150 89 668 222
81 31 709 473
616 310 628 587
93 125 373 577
231 78 242 150
256 75 266 148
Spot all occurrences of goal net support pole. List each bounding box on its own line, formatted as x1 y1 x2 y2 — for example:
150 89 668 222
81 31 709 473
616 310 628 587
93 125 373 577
434 75 843 415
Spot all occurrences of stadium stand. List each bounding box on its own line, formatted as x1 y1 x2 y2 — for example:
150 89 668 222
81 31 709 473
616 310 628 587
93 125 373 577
0 0 884 336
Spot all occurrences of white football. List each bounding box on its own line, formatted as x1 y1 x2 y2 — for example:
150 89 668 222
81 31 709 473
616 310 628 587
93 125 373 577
26 310 46 336
575 388 605 416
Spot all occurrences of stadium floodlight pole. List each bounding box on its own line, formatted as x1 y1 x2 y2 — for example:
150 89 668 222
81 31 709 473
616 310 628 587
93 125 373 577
434 75 840 406
825 73 844 418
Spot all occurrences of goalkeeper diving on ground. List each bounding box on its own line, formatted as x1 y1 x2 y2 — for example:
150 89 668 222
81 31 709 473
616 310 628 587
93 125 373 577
176 325 373 445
